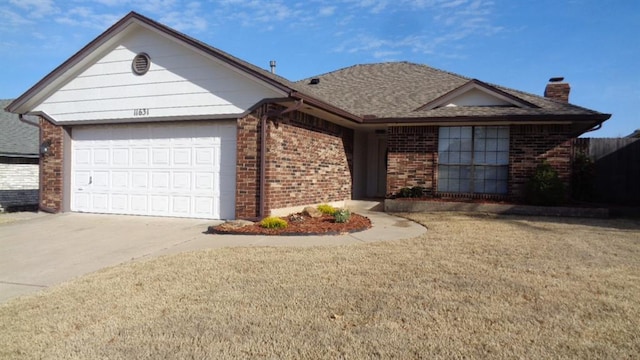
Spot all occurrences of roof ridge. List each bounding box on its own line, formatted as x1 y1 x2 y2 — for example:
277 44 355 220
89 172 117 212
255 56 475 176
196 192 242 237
295 61 471 83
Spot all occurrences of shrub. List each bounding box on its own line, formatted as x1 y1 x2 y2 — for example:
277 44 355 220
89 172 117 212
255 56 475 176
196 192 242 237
397 187 412 198
526 162 565 206
333 209 351 223
259 216 288 229
317 204 336 215
410 186 425 198
571 152 596 202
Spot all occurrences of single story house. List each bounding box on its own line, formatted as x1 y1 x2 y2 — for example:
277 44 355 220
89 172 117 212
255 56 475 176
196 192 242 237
0 99 39 211
5 12 610 220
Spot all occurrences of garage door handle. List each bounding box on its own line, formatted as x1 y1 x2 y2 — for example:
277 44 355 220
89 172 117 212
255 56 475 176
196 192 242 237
88 176 92 185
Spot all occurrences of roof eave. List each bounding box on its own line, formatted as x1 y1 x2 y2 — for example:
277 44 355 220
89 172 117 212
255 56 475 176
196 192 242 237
289 91 363 124
362 113 612 125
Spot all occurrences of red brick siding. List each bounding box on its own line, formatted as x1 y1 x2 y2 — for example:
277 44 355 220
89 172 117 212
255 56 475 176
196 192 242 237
235 114 261 219
386 124 574 201
509 124 573 200
265 110 353 211
386 126 438 196
39 118 64 211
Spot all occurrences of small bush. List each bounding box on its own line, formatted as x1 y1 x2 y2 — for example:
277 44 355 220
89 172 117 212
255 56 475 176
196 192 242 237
571 152 596 202
317 204 336 215
410 186 425 198
333 209 351 223
397 187 412 198
526 162 565 206
259 216 288 229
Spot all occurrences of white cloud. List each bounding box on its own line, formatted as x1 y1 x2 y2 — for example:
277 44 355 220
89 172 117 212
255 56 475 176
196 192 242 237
8 0 57 18
160 2 208 33
373 50 401 59
331 0 501 59
55 7 123 30
93 0 132 6
319 6 336 16
212 0 302 28
138 0 178 14
0 8 32 28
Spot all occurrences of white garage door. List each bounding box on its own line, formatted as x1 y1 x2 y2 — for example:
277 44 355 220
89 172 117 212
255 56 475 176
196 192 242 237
71 122 236 219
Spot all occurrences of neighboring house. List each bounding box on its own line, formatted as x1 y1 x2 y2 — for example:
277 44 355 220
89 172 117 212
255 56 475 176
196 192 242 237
5 12 610 220
0 99 39 211
627 129 640 138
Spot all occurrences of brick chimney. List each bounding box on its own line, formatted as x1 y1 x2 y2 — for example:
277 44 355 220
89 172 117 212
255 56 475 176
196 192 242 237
544 77 570 102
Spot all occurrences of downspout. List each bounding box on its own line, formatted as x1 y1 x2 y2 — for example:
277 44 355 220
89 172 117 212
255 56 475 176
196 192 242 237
259 113 267 219
583 122 603 134
258 100 304 219
19 114 39 127
19 114 58 214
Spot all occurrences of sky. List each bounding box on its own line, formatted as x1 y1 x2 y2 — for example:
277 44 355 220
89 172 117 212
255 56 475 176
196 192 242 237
1 0 638 137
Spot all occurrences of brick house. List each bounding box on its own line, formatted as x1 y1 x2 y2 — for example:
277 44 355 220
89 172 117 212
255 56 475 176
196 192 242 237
5 12 610 220
0 99 39 211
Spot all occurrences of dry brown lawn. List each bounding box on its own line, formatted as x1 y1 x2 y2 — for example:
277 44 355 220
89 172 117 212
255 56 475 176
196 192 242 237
1 213 639 359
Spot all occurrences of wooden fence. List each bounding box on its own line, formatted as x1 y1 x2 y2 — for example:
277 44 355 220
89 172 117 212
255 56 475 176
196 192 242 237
572 138 640 205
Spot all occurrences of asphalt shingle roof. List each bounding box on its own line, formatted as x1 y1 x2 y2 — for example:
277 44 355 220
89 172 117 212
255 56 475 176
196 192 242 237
293 62 607 120
0 99 39 157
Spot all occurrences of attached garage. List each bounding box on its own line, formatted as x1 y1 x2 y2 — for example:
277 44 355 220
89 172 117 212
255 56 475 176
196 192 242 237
71 122 236 219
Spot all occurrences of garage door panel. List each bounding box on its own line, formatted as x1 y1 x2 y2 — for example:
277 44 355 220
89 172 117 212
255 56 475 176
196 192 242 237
111 194 128 211
75 171 92 187
112 172 128 188
195 148 214 165
74 193 90 210
152 148 170 165
112 149 129 165
151 196 170 213
131 195 148 212
172 196 190 214
132 172 149 189
194 197 215 216
132 149 149 165
92 193 109 211
75 149 91 165
173 148 191 166
94 148 109 165
195 173 214 190
151 172 170 189
71 122 236 219
173 172 191 190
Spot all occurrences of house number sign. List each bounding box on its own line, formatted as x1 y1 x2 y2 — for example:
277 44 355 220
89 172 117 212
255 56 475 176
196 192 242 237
133 108 150 116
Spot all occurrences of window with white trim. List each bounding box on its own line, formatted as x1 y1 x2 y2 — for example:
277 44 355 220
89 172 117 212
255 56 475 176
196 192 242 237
437 126 509 194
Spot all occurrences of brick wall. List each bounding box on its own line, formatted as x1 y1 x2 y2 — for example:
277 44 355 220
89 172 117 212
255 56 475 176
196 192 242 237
0 160 39 211
386 124 574 201
509 124 573 200
235 114 262 219
40 118 64 211
265 110 353 212
386 126 438 196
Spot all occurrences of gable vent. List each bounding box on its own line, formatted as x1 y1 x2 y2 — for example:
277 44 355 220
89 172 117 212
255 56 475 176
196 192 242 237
132 53 151 75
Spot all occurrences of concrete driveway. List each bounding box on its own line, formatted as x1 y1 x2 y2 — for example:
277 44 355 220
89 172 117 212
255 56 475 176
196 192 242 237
0 212 222 303
0 211 426 304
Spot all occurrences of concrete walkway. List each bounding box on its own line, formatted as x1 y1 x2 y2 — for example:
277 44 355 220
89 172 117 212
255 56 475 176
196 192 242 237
0 211 426 304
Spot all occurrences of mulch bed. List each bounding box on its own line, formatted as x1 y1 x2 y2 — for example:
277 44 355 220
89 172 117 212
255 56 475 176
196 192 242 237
209 213 372 236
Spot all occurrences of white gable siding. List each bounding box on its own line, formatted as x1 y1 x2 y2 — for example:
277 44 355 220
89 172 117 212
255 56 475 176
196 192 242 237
34 28 283 122
445 88 512 107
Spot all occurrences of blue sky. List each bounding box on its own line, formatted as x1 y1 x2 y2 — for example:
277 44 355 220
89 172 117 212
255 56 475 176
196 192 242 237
1 0 638 137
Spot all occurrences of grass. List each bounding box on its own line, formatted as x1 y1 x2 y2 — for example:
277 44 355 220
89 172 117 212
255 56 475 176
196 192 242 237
1 213 639 359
